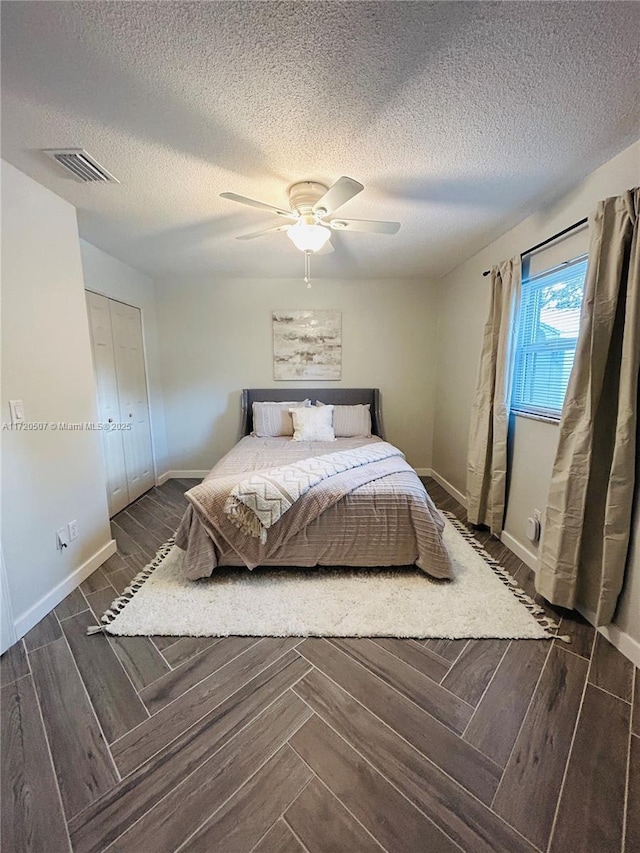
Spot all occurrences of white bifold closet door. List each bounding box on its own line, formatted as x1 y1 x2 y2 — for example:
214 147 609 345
86 291 155 516
108 299 155 502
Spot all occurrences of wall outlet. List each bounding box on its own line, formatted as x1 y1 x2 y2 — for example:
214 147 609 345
56 527 69 550
68 520 78 541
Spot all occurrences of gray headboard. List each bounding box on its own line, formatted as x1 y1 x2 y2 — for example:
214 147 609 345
241 388 384 439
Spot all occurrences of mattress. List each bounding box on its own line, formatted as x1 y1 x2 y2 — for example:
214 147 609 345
175 435 453 580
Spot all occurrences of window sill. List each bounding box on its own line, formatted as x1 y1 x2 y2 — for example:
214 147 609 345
511 411 561 425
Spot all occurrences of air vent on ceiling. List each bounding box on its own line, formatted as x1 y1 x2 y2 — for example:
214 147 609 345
43 149 120 183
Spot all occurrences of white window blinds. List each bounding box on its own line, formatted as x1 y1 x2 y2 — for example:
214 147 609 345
511 255 588 419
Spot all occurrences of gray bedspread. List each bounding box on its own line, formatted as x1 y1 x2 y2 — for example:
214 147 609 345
174 435 453 580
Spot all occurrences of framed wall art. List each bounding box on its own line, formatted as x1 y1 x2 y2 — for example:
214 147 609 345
272 310 342 380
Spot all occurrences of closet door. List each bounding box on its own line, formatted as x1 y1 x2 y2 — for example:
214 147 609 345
109 300 155 502
86 292 129 516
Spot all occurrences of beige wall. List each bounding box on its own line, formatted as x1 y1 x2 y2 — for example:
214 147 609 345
80 240 169 478
1 161 113 641
432 139 640 648
155 276 438 473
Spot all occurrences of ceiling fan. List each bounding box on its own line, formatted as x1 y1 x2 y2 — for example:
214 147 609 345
220 177 400 286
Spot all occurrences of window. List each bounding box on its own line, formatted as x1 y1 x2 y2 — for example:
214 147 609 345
511 254 588 419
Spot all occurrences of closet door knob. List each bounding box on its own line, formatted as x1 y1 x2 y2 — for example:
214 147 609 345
108 418 113 423
129 413 133 418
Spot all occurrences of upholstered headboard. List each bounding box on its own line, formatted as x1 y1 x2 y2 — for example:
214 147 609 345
240 388 385 439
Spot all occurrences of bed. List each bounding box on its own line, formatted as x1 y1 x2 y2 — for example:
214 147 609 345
174 388 453 580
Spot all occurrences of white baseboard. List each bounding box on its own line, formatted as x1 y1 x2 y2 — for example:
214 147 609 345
1 547 17 653
500 530 538 573
413 467 431 476
598 623 640 670
576 604 640 669
498 538 640 668
427 469 468 509
497 538 640 667
500 536 640 668
156 470 209 485
596 621 640 670
13 539 117 640
428 467 539 572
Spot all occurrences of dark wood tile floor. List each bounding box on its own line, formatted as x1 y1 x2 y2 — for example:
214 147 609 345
2 478 638 852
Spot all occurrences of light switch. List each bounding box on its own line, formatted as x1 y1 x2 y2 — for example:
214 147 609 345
9 400 25 425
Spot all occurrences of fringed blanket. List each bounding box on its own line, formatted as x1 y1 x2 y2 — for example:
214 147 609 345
224 442 403 543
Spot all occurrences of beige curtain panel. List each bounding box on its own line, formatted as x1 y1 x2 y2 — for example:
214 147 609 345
466 257 521 535
537 188 640 626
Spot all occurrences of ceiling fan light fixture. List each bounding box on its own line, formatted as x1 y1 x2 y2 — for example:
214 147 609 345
287 217 331 252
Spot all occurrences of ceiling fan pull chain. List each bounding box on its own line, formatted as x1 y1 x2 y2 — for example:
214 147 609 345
304 250 312 288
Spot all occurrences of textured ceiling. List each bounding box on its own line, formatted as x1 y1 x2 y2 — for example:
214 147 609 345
2 1 639 280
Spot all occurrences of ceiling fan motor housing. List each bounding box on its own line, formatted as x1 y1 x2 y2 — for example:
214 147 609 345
288 181 329 218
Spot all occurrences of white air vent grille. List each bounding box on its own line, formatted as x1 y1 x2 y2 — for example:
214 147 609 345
43 149 119 183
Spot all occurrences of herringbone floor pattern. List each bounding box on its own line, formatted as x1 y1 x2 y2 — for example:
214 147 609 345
2 479 638 853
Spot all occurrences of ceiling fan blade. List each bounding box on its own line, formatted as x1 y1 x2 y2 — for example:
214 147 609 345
220 192 294 219
329 218 401 235
315 240 334 255
236 224 290 240
313 176 364 215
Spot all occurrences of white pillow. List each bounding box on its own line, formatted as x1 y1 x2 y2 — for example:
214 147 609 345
316 402 372 437
252 400 311 437
290 405 335 441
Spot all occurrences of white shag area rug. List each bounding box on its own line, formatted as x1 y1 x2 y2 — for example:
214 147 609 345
94 514 557 640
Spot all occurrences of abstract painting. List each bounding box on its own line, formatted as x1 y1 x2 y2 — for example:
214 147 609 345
272 310 342 380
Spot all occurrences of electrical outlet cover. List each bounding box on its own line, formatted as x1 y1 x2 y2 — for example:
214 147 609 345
68 520 78 541
9 400 25 425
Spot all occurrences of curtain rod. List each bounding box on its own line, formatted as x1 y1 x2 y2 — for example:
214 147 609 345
482 216 589 277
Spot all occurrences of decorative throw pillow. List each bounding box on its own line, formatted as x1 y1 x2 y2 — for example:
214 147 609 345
252 400 311 437
290 405 336 441
316 402 372 437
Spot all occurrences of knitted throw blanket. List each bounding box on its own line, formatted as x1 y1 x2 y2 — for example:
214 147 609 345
224 441 403 543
